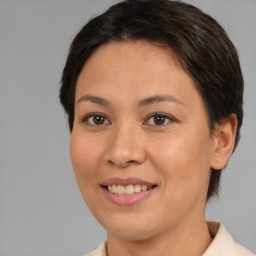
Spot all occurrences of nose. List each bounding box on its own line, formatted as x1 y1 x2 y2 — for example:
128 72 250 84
105 124 146 168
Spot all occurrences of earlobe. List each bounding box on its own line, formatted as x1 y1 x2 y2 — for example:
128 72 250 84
210 113 238 170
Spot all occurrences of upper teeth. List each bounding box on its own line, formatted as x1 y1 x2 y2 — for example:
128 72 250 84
107 184 152 195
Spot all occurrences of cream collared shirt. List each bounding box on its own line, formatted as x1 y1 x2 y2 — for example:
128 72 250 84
84 222 255 256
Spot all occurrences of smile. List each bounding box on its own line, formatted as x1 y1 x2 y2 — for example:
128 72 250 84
101 177 157 205
106 184 155 195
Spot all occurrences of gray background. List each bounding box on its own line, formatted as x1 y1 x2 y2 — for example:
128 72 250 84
0 0 255 255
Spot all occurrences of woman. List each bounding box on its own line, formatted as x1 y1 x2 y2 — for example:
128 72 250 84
59 0 254 255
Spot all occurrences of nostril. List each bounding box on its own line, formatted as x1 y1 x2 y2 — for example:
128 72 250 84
107 159 138 168
127 160 137 164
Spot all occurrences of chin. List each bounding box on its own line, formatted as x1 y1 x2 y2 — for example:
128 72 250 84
107 226 157 241
98 213 160 241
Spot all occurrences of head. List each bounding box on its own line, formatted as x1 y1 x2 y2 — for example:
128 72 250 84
60 0 243 202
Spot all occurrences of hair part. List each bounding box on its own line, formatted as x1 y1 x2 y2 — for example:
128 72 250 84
60 0 244 200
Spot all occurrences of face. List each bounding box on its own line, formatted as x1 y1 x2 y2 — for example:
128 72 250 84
71 41 217 240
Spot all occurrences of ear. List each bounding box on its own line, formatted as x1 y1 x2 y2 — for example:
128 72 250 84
210 113 238 170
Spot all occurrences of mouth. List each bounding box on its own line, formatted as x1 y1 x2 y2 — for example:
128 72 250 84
100 177 157 205
103 184 157 195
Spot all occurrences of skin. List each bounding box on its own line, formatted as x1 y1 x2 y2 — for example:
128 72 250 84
70 41 237 256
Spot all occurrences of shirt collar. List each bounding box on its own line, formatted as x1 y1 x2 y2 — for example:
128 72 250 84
90 221 254 256
203 221 254 256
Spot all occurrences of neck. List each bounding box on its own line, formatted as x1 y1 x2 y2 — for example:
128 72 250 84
107 218 212 256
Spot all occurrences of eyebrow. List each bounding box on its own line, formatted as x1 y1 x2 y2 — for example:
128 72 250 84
76 95 109 105
138 95 184 107
76 94 184 107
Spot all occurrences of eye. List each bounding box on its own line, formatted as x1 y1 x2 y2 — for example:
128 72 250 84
145 112 173 126
82 113 110 126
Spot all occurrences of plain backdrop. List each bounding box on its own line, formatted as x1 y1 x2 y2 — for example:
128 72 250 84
0 0 255 255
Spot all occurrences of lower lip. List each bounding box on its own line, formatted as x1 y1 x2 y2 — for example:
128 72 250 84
102 187 156 206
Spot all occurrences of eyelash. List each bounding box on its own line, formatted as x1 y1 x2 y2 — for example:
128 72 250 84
145 112 174 126
81 113 110 126
81 112 175 126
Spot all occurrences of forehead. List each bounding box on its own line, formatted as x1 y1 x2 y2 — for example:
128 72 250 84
84 40 181 68
75 40 207 114
77 41 192 92
75 40 209 127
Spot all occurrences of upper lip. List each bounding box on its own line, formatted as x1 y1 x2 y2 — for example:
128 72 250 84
101 177 156 187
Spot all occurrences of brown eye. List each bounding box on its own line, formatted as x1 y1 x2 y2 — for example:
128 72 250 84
153 115 166 125
83 114 109 126
146 113 173 126
93 115 105 125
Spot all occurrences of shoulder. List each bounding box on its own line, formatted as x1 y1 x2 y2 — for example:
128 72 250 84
204 221 255 256
82 224 255 256
83 241 107 256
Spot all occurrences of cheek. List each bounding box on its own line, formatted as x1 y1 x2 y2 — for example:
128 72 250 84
150 132 213 198
70 133 102 198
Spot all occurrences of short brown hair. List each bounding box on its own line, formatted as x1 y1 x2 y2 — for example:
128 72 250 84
60 0 244 200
